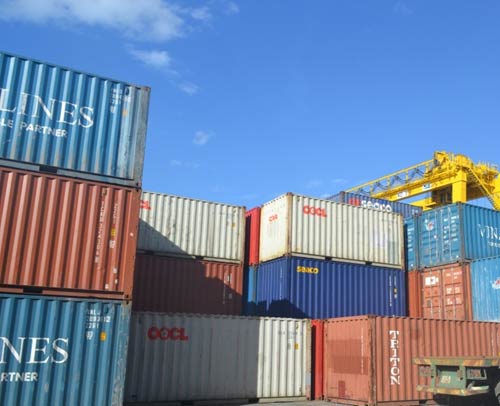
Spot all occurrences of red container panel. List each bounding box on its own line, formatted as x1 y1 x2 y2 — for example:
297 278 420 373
245 207 261 266
311 320 324 400
132 254 243 315
323 315 500 405
0 167 140 299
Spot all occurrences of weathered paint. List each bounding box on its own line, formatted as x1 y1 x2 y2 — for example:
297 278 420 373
0 51 150 187
132 254 243 315
0 167 140 299
125 313 310 402
259 193 404 268
471 256 500 321
328 191 422 218
138 192 245 263
0 294 130 406
251 256 406 319
418 203 500 267
323 315 500 405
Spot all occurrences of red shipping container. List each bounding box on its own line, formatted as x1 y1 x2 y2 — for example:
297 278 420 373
323 315 500 405
0 167 140 299
408 264 472 320
132 254 243 315
245 207 261 266
311 320 324 400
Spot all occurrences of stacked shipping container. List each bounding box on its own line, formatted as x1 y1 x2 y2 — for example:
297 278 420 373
0 51 150 405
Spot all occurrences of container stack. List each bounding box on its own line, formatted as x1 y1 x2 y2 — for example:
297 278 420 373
244 192 411 319
0 51 150 405
407 203 500 321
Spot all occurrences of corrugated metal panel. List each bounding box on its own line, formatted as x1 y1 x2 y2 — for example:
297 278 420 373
407 270 422 318
252 256 406 319
323 315 500 405
138 192 245 263
404 216 418 270
418 203 500 268
419 263 472 320
243 265 258 316
245 207 261 265
0 51 150 187
132 254 243 315
471 256 500 321
328 191 422 218
0 294 130 406
0 167 139 299
125 313 310 402
259 193 404 268
311 320 324 400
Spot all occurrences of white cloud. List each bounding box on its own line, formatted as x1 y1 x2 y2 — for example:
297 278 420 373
225 2 239 15
393 1 414 16
128 48 171 69
0 0 185 41
170 160 200 169
306 180 323 189
193 131 213 146
179 82 199 95
190 6 212 21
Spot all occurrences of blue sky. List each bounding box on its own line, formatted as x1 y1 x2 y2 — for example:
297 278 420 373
1 0 499 208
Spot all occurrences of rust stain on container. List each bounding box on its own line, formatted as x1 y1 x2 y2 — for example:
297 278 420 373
0 167 140 299
132 254 243 315
408 264 472 320
323 315 500 405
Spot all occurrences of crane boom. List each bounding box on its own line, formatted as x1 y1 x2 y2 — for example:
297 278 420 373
346 152 500 211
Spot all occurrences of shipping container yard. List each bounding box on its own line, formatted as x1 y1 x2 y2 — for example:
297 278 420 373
3 50 500 406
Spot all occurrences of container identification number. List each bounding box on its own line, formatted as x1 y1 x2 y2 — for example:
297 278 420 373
296 266 319 274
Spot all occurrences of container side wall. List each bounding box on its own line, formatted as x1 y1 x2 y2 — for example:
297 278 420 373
471 256 500 321
132 254 243 315
0 52 149 186
245 207 261 266
259 195 289 262
137 192 245 262
404 217 419 271
243 265 258 316
463 204 500 260
0 294 130 406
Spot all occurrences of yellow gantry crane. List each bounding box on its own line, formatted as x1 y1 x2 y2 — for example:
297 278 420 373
346 151 500 211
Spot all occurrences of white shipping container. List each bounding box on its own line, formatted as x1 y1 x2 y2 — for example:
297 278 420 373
125 313 311 402
260 193 404 268
138 192 245 263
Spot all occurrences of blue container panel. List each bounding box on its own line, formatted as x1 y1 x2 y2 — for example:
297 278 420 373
405 217 418 270
0 52 149 186
419 204 462 267
471 257 500 322
243 266 258 315
254 256 406 319
463 205 500 261
328 191 422 218
0 294 130 406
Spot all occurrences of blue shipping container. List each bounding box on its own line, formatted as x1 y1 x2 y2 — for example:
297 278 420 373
0 294 130 406
471 257 500 322
405 216 419 270
328 191 422 218
251 256 406 319
243 266 258 315
419 203 500 268
0 51 150 187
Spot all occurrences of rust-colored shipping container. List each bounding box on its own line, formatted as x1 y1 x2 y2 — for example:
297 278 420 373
245 207 260 266
407 264 472 320
311 320 324 400
0 167 140 299
132 254 243 315
323 315 500 405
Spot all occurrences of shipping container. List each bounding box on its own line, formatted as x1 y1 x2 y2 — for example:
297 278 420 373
0 51 150 187
0 294 130 406
323 315 500 405
311 320 324 400
328 191 422 218
251 256 406 319
418 203 500 268
125 313 310 402
0 167 140 299
245 207 261 265
406 263 472 320
259 193 404 268
138 192 245 263
405 216 419 271
132 254 243 315
243 265 258 316
471 256 500 321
